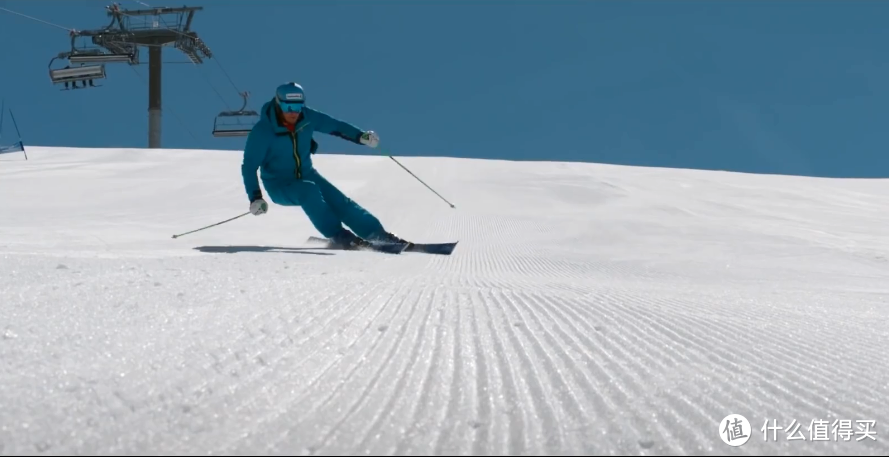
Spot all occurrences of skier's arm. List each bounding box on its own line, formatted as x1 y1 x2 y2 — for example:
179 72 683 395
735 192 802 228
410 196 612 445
306 108 364 145
241 128 268 201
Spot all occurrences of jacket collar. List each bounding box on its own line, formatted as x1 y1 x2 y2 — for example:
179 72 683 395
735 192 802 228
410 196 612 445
263 99 311 135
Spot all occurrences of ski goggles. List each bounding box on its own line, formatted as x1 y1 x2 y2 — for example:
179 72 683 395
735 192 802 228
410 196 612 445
276 90 305 112
278 100 304 113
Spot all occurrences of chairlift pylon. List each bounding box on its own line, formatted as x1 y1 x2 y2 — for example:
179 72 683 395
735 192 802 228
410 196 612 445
212 91 259 137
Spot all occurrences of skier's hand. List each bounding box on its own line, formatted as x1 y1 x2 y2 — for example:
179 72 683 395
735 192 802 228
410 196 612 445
249 198 268 216
359 131 379 148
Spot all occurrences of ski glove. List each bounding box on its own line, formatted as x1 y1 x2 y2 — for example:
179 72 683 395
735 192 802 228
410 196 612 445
359 131 380 148
250 198 268 216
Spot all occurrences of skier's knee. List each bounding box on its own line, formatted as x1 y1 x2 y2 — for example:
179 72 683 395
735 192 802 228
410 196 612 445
294 180 324 204
265 184 299 206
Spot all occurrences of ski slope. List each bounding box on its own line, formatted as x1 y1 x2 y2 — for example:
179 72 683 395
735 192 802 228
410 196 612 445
1 146 887 455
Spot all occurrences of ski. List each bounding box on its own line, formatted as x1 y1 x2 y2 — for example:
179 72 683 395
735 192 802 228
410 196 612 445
305 236 458 255
304 236 408 254
403 241 459 255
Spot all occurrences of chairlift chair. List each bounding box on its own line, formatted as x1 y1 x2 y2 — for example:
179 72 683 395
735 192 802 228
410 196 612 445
212 91 259 137
48 54 106 91
69 52 137 64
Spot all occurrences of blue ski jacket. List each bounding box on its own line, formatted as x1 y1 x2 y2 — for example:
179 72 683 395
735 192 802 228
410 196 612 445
240 99 366 202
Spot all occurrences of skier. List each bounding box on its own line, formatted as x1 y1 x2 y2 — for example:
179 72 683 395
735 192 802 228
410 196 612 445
240 82 409 249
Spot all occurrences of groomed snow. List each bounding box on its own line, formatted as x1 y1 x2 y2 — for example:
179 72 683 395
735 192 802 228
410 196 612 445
1 146 887 455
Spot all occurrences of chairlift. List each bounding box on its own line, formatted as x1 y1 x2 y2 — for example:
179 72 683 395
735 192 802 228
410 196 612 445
48 55 106 91
66 28 139 65
69 51 137 64
212 91 259 137
0 99 27 160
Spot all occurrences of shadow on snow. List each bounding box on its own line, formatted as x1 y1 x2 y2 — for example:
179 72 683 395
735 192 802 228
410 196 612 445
193 245 335 256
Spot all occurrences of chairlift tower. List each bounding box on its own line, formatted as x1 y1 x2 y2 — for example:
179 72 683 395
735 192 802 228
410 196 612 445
49 3 212 148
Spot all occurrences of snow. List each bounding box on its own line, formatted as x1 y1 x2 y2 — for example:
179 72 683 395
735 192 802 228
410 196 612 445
1 146 888 455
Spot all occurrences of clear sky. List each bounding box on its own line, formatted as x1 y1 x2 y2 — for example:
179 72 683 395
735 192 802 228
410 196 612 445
2 0 889 178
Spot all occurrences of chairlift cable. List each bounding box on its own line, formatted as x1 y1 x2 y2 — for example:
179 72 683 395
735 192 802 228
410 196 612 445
196 65 233 111
4 3 257 139
138 13 237 110
118 6 248 106
0 5 200 141
2 4 246 103
114 2 252 128
161 15 247 101
211 56 244 96
134 8 257 136
0 6 74 32
110 10 236 110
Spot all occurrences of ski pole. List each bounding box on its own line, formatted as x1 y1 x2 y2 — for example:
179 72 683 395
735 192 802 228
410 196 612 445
382 149 456 209
171 211 250 239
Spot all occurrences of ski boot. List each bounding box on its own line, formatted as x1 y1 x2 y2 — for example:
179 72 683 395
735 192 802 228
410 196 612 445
327 229 375 251
370 231 413 249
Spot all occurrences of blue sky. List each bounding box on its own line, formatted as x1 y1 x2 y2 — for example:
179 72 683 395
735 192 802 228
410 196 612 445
2 0 889 178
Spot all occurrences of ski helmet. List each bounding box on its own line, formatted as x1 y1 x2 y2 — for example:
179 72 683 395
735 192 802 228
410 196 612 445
275 82 305 113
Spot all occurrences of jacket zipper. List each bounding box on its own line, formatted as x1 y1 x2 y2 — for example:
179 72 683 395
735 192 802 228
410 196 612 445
288 122 310 180
290 131 302 179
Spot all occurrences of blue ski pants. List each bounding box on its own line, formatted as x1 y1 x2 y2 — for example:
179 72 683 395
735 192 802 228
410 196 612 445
262 169 386 240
